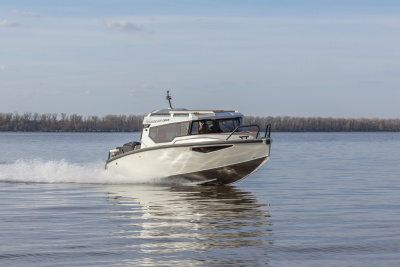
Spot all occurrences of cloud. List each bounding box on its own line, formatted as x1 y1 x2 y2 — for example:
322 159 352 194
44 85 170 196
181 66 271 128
129 84 155 97
105 20 142 31
141 84 154 90
0 19 18 27
9 10 42 17
0 65 6 71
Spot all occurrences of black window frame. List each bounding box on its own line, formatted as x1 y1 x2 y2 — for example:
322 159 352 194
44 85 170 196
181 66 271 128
190 117 242 135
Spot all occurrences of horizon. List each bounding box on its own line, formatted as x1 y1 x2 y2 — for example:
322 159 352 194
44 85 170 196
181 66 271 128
2 110 400 120
1 1 400 119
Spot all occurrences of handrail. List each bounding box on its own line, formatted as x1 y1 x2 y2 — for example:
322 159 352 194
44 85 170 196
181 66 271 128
264 124 271 138
226 124 260 140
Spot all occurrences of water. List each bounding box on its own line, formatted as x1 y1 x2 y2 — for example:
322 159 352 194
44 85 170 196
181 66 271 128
1 132 400 266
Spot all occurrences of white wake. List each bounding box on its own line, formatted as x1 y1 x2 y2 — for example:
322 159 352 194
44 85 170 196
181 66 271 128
0 159 170 184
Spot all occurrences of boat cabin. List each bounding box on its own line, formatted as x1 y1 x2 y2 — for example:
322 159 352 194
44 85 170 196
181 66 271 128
139 108 253 148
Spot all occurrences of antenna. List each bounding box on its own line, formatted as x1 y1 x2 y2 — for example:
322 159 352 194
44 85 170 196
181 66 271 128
166 91 173 109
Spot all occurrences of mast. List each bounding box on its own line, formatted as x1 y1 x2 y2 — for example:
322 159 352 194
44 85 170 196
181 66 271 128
166 91 173 109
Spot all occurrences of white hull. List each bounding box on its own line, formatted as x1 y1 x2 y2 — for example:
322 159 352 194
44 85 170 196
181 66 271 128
106 139 271 185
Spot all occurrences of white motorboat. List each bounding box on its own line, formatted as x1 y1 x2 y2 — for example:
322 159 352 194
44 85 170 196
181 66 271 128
105 92 272 185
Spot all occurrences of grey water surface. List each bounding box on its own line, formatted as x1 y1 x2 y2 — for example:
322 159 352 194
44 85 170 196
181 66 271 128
1 132 400 266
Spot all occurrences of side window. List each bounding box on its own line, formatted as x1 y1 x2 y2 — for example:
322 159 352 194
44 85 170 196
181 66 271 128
178 122 189 136
219 119 239 132
191 121 199 134
190 118 241 135
149 122 189 143
190 121 212 134
199 121 211 134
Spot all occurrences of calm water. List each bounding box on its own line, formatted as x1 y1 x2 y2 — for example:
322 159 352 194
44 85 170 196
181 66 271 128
1 132 400 266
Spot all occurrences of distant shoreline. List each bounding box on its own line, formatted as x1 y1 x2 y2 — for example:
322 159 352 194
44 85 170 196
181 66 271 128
1 112 399 132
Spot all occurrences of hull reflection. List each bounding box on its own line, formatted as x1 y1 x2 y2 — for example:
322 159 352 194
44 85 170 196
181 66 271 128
106 185 273 266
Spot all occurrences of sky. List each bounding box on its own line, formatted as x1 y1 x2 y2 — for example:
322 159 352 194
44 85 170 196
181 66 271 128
1 0 399 118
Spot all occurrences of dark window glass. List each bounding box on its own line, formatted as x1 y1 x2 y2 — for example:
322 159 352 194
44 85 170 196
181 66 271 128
149 122 190 143
190 118 241 135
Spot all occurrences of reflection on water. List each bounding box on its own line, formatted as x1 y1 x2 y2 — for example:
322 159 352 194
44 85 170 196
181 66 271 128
106 185 273 266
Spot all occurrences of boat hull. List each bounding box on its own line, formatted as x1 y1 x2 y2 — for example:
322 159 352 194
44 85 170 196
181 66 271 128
105 139 271 185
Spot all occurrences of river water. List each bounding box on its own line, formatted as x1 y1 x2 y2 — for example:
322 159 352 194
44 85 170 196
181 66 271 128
1 132 400 266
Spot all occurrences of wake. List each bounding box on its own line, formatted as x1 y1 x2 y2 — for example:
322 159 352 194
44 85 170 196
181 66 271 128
0 159 173 185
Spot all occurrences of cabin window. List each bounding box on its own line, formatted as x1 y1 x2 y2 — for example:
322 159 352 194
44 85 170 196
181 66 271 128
172 113 189 117
149 122 190 143
150 114 170 117
190 118 241 135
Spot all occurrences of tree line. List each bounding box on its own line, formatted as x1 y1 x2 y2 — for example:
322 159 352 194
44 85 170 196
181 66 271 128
243 116 400 132
1 112 399 132
0 112 145 132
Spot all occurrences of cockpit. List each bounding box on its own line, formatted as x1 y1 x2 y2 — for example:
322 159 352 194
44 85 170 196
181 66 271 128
147 117 242 144
190 118 242 134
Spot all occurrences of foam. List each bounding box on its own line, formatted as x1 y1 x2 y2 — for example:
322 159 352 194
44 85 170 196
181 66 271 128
0 159 177 185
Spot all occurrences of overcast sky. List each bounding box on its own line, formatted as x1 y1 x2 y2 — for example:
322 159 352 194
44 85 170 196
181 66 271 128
1 0 399 118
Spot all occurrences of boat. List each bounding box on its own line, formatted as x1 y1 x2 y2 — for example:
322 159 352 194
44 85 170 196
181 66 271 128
105 92 272 185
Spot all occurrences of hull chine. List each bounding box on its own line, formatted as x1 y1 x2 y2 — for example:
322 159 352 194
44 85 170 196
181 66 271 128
170 156 268 185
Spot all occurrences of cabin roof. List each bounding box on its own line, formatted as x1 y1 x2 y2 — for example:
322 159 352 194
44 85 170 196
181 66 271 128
150 108 238 115
144 108 243 125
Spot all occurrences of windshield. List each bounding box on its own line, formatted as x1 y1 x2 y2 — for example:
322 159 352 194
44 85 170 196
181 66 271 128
190 118 241 135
